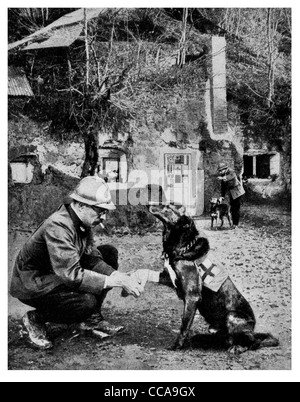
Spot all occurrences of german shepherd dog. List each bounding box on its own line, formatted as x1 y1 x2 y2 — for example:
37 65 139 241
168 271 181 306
210 197 232 230
150 204 279 353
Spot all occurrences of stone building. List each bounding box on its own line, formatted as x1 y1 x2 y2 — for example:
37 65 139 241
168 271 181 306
95 36 238 216
8 9 245 223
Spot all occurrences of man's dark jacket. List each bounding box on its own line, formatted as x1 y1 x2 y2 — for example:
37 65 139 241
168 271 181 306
220 168 245 200
10 204 108 300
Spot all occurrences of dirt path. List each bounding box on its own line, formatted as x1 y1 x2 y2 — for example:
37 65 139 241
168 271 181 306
8 204 291 370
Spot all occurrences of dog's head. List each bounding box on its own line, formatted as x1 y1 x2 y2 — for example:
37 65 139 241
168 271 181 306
149 204 210 262
210 197 225 217
210 197 219 205
210 197 225 205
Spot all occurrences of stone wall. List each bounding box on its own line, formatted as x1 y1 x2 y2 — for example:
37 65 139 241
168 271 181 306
8 116 85 177
8 166 78 228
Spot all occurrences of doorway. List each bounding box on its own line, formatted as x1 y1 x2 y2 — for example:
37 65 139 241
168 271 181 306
164 153 191 206
103 158 120 182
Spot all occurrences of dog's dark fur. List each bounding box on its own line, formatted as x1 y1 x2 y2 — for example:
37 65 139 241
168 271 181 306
210 198 232 229
150 204 279 353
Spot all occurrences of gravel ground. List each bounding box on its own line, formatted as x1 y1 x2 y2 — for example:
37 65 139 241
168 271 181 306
7 203 291 372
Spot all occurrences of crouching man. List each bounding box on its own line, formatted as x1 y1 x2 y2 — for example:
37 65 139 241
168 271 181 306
10 176 156 350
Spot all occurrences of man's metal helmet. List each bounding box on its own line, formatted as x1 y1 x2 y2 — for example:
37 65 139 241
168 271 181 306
69 176 116 210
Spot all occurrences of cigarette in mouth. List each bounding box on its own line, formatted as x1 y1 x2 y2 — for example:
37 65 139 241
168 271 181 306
99 222 110 235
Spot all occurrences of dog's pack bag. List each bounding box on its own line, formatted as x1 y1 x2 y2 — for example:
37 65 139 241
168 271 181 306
195 257 229 292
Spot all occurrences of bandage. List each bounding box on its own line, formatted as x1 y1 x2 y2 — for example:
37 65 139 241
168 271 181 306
147 270 160 283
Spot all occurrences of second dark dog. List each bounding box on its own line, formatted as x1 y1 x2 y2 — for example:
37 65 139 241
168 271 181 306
149 204 279 353
210 197 232 229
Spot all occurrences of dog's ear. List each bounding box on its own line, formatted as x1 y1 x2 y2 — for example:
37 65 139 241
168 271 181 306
168 204 186 217
148 205 172 225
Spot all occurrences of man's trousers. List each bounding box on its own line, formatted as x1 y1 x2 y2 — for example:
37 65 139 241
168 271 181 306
19 245 118 324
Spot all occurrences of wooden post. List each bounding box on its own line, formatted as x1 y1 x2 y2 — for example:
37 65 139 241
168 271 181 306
253 156 257 177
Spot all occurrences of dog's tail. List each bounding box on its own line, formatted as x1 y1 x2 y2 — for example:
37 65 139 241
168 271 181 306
251 332 279 350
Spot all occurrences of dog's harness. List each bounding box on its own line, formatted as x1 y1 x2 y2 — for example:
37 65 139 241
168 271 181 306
194 257 229 292
164 256 228 293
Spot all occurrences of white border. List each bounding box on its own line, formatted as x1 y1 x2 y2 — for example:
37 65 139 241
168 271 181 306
2 0 299 383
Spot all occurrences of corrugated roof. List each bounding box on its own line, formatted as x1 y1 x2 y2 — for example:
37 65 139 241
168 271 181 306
8 66 34 97
45 8 107 29
8 8 113 51
24 24 84 50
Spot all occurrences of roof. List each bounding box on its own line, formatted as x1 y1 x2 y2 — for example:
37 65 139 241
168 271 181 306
8 8 113 51
8 66 34 97
24 24 84 50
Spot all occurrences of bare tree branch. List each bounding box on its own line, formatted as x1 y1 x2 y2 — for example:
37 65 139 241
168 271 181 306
84 8 90 88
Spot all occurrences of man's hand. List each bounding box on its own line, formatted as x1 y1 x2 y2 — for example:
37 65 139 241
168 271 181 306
121 269 160 297
105 272 144 298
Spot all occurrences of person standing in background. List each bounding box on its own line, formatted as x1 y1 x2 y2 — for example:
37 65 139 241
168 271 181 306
217 163 245 229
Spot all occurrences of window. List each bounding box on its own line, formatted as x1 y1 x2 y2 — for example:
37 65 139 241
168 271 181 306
244 155 254 178
103 158 120 182
11 162 34 183
98 148 128 184
243 153 280 179
256 155 271 178
10 154 38 184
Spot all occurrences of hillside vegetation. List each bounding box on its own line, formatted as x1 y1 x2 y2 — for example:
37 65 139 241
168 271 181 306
8 8 291 188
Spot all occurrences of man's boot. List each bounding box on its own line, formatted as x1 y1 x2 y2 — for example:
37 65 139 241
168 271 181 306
92 290 125 335
82 312 125 336
22 310 53 350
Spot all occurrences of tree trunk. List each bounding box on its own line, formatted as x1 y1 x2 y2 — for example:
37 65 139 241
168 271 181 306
84 8 90 88
81 129 99 178
267 8 277 107
178 8 188 67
